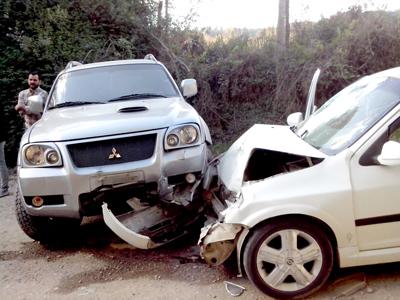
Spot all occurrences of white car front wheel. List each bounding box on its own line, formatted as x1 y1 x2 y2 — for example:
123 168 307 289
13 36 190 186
243 218 334 299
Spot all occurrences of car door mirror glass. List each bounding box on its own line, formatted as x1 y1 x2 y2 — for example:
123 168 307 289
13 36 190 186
27 95 44 115
378 140 400 166
181 79 197 98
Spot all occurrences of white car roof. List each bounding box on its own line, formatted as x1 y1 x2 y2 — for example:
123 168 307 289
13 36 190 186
367 66 400 79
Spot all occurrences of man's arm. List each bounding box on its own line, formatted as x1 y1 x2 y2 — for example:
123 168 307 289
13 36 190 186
15 91 27 115
41 90 49 109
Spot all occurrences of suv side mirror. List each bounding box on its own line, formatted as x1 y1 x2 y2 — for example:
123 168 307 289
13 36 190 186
181 79 197 98
287 112 304 126
377 141 400 166
27 95 44 115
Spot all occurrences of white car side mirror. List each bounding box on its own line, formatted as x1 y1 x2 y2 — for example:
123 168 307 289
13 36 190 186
27 95 44 115
181 79 198 98
377 141 400 166
287 112 304 126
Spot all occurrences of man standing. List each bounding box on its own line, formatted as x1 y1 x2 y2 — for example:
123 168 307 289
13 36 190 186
0 114 9 198
15 71 48 128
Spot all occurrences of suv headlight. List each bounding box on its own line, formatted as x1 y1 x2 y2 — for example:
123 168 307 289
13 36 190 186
165 124 202 150
22 143 62 167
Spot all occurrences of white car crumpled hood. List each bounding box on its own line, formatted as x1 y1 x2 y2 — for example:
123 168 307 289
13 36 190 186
28 98 200 142
217 124 328 193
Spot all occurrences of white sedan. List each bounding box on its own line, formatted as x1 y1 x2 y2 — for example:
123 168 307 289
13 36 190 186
199 67 400 299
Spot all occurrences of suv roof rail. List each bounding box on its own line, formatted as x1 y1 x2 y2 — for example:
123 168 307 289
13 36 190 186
144 54 157 62
65 61 83 69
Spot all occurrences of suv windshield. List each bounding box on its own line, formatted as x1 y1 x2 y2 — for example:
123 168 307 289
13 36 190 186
48 64 179 108
297 76 400 155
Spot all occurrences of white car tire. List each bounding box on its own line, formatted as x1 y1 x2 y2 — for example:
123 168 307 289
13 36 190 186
243 218 334 299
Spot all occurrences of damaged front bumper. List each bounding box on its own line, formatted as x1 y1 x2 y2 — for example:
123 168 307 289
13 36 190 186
102 203 160 249
102 180 205 249
198 222 245 265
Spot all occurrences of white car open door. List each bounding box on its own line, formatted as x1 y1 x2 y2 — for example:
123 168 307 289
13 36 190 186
304 68 321 121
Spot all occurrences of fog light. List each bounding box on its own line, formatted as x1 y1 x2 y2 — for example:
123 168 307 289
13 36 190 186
185 173 196 184
32 196 44 207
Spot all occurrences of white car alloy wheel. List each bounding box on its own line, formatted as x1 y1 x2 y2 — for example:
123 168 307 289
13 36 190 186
256 229 322 291
243 218 334 299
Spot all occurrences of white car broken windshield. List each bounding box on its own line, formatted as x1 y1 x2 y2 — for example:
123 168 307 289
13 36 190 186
296 76 400 155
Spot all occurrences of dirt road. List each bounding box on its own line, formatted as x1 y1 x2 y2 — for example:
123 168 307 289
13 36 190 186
1 174 400 300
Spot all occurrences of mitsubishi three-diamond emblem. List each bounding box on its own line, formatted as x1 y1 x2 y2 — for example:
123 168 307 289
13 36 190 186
108 147 122 160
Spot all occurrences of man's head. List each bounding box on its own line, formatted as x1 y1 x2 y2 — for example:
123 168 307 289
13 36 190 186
28 71 41 90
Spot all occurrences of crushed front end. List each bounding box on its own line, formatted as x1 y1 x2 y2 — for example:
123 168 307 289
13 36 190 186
198 124 326 266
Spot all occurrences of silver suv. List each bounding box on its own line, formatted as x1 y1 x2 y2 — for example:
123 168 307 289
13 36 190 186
16 55 212 244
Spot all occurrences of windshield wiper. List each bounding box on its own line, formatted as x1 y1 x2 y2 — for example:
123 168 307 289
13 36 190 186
48 101 104 110
107 93 167 102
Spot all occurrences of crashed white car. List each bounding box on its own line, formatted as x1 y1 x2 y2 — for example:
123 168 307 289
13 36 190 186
199 67 400 299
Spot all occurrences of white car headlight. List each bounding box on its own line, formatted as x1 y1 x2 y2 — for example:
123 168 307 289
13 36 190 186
165 124 202 150
22 143 62 167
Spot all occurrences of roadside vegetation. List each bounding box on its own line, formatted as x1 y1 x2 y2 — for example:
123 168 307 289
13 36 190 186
1 0 400 165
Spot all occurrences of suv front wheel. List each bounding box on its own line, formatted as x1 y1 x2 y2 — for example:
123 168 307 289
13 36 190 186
15 190 81 244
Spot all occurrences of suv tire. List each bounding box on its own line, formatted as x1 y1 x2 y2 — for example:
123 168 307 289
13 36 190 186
15 190 81 244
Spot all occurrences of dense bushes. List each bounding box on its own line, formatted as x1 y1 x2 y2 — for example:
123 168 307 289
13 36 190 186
184 6 400 146
1 2 400 164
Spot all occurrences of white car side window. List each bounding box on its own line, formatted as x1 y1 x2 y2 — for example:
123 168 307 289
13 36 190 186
389 127 400 143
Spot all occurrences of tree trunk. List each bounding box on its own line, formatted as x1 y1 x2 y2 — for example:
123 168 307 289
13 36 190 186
165 0 169 35
157 1 163 30
277 0 290 52
275 0 290 106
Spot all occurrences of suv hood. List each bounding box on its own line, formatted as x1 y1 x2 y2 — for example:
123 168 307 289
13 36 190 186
217 124 327 193
28 98 199 142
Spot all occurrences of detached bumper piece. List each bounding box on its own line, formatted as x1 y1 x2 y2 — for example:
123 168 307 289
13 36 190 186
102 198 203 249
102 203 159 249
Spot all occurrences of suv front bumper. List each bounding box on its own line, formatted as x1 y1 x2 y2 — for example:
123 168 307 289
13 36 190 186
18 128 209 218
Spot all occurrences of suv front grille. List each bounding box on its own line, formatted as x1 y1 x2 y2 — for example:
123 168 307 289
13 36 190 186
68 134 157 168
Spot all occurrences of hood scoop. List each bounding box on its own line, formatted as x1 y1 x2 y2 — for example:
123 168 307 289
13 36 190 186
118 106 148 113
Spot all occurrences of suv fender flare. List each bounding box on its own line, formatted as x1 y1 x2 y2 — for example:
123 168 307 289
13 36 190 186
199 116 212 145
